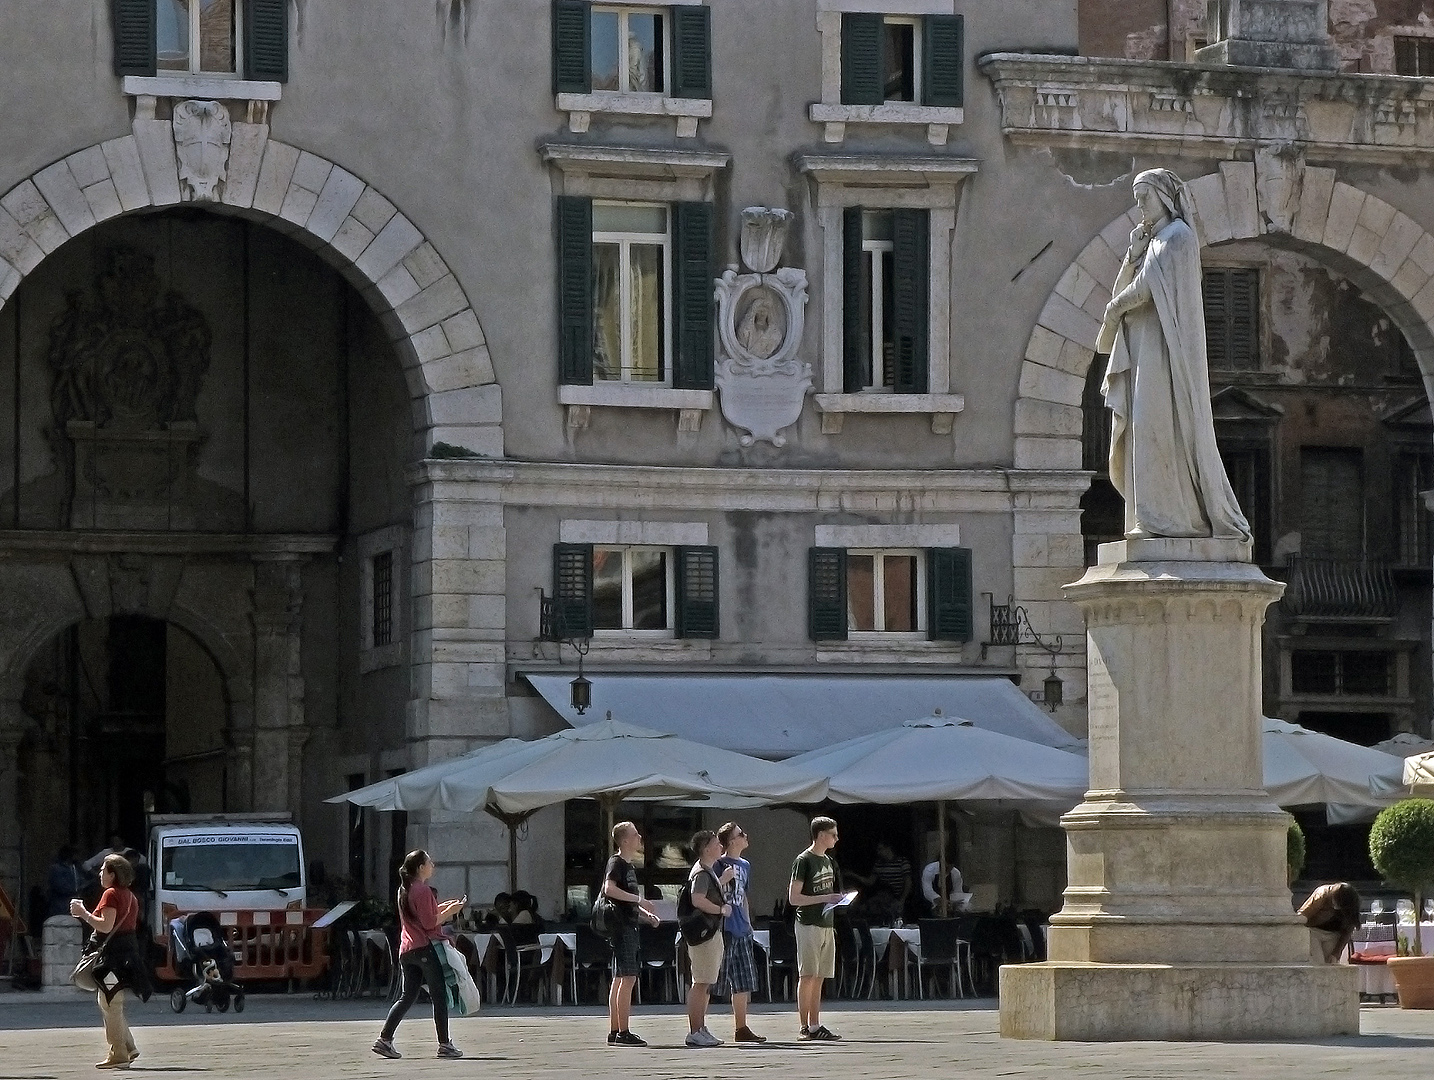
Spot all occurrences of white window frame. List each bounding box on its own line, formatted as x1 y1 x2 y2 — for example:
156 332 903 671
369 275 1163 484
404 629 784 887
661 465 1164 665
846 547 926 636
592 201 674 386
881 15 923 104
157 0 244 77
591 4 672 96
592 544 677 635
861 210 895 392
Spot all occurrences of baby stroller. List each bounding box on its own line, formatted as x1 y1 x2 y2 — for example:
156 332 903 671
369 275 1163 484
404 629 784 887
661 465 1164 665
168 912 245 1014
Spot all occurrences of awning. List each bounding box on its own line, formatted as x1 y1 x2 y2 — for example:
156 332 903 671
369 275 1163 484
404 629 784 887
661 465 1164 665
520 673 1081 758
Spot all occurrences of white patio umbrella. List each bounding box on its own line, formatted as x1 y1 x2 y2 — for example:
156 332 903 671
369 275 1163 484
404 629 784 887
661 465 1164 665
1372 732 1434 760
330 737 548 811
786 713 1090 914
1262 718 1408 820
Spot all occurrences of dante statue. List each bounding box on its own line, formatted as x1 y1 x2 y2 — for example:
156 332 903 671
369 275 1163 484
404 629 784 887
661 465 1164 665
1097 169 1251 542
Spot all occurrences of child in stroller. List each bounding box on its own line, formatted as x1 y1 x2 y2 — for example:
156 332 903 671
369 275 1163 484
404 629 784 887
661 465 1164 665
168 912 245 1014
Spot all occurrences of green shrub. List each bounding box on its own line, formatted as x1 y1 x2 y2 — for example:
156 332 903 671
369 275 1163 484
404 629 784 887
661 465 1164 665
1370 799 1434 956
1287 817 1306 881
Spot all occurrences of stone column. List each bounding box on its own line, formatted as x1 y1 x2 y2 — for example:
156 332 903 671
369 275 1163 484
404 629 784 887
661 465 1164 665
1000 538 1358 1041
0 693 25 889
249 558 306 815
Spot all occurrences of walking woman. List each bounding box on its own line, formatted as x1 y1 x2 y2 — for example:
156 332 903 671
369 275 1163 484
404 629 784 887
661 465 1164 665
372 850 466 1060
70 853 151 1069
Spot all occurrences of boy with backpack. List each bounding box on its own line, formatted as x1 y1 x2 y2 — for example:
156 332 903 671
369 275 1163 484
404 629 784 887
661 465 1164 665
680 830 733 1048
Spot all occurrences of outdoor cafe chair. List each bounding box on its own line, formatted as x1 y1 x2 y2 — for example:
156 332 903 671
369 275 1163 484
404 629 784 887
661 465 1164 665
915 919 971 999
494 924 546 1005
636 922 678 1004
764 922 798 1003
569 925 612 1005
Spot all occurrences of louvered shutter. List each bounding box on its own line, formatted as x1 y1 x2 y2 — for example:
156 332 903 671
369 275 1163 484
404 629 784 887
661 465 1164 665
673 201 715 390
1202 270 1230 367
557 196 594 385
1396 37 1418 75
1300 449 1364 559
808 548 848 641
841 13 883 105
553 544 594 638
923 15 963 107
552 0 591 94
675 546 719 639
671 5 711 99
927 547 973 642
1228 269 1259 370
245 0 288 82
111 0 155 76
843 206 867 393
891 209 929 394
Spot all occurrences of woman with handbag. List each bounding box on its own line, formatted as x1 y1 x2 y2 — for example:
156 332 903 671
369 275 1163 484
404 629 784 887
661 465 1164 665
372 850 466 1060
70 853 150 1069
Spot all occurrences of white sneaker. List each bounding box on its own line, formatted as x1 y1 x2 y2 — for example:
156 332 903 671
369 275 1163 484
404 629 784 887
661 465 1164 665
699 1027 723 1047
685 1031 707 1048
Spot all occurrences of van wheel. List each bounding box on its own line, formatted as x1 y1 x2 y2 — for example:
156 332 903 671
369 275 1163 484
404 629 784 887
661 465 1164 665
169 989 187 1014
233 993 245 1014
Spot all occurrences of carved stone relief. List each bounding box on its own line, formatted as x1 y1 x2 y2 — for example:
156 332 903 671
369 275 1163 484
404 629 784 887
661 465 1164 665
173 100 233 202
48 247 213 529
714 208 813 447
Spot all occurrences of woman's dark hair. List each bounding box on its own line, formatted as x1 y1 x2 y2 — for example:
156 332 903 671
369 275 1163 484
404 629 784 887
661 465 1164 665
396 849 431 912
101 853 135 888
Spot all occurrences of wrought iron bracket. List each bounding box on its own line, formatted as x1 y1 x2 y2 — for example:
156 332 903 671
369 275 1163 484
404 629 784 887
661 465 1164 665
980 593 1067 663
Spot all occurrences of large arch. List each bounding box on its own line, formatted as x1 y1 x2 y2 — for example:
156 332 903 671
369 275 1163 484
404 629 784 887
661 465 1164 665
1009 163 1434 725
0 129 501 456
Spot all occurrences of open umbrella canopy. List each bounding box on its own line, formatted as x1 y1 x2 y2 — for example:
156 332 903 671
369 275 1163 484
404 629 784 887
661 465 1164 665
784 714 1089 804
1262 717 1407 807
1373 732 1434 759
325 737 549 812
474 717 829 814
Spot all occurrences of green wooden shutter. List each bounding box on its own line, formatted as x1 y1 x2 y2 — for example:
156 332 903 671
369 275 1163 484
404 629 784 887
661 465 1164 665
553 543 594 638
552 0 591 94
671 5 711 99
843 206 867 393
1228 269 1259 370
923 15 963 107
245 0 288 82
111 0 155 76
673 201 715 390
809 548 848 641
841 13 883 105
927 547 973 642
892 209 929 394
1202 269 1230 367
675 546 719 639
557 196 594 386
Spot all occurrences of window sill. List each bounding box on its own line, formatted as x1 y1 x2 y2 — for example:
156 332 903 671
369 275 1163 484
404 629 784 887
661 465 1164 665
809 103 964 145
559 384 715 434
123 74 282 102
816 638 970 663
814 392 965 435
555 93 713 138
359 642 403 675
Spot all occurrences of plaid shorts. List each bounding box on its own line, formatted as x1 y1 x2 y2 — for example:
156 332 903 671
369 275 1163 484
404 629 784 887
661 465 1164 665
611 924 640 978
715 930 759 997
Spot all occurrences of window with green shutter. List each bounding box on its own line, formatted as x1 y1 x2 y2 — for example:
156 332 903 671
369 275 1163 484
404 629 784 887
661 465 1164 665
245 0 288 82
1203 268 1259 370
557 196 595 386
553 544 595 638
112 0 156 75
891 208 929 394
675 546 719 638
927 547 973 642
809 548 849 641
842 206 867 393
670 5 711 99
841 12 962 106
673 201 714 390
552 0 592 94
113 1 287 81
841 13 884 105
922 14 963 107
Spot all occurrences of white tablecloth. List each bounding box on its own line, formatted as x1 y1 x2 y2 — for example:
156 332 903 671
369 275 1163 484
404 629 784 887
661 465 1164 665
1350 923 1434 997
869 926 921 962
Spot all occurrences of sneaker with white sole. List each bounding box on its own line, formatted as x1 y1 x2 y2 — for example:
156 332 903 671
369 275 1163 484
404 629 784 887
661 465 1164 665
371 1039 401 1060
436 1043 464 1059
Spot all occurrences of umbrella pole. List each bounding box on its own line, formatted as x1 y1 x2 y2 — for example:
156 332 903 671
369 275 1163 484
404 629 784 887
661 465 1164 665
938 800 949 918
489 810 536 896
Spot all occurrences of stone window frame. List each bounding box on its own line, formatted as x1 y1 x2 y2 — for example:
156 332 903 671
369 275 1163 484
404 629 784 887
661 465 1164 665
811 0 964 146
559 518 706 638
540 142 729 431
556 0 713 138
797 153 975 434
359 525 408 673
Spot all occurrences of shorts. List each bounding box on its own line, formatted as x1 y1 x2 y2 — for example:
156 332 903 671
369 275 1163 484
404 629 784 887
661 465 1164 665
688 932 725 986
611 924 640 978
796 922 835 979
715 931 759 996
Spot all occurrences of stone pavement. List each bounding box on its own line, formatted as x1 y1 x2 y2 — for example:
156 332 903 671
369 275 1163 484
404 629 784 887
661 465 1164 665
2 995 1434 1079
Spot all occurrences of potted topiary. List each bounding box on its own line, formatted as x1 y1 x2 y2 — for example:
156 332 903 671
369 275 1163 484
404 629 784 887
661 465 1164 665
1287 817 1306 886
1369 799 1434 1008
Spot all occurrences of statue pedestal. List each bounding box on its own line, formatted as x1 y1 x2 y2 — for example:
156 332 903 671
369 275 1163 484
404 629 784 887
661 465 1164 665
999 543 1358 1040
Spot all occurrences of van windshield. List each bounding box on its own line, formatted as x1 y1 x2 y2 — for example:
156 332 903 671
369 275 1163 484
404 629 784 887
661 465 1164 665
161 837 301 893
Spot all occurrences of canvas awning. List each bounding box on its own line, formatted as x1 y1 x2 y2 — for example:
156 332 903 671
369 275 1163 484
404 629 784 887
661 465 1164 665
520 673 1081 758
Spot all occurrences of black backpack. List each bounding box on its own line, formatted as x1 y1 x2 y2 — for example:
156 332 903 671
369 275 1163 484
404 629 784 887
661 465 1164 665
590 894 619 939
677 871 721 946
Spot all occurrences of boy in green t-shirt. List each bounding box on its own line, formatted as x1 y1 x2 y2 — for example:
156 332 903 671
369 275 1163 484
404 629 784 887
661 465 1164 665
786 816 846 1041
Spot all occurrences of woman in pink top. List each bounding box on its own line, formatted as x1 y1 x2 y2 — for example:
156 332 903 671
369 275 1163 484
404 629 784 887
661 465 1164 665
373 850 466 1060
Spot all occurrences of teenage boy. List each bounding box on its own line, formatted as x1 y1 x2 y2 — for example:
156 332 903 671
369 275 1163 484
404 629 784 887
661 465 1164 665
787 816 846 1041
604 821 661 1047
714 822 765 1043
684 831 732 1048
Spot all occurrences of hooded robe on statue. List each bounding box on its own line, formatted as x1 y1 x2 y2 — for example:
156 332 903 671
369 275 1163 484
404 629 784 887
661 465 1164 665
1096 169 1250 541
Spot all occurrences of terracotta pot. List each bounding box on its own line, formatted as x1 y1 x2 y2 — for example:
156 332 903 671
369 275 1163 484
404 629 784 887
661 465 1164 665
1387 955 1434 1009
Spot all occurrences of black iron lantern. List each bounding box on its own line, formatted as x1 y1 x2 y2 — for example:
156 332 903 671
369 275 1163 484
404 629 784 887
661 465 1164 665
1043 671 1063 711
570 672 592 715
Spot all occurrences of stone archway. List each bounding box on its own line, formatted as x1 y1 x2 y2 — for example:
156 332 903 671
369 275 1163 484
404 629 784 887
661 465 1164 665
0 129 500 456
1009 162 1434 721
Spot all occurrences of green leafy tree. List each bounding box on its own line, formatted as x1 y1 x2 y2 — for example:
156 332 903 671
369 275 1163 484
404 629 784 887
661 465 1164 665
1369 799 1434 956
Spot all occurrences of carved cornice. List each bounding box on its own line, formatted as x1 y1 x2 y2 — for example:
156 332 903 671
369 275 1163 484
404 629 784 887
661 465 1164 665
0 532 336 557
980 53 1434 164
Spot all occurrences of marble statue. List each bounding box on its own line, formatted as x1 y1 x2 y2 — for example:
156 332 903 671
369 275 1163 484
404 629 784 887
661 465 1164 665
1097 169 1251 542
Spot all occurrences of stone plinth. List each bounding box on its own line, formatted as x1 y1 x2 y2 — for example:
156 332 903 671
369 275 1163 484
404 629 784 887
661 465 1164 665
1197 0 1339 71
42 915 86 992
1000 549 1359 1040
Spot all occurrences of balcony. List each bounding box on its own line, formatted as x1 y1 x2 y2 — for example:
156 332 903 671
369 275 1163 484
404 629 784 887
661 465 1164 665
1280 556 1398 620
